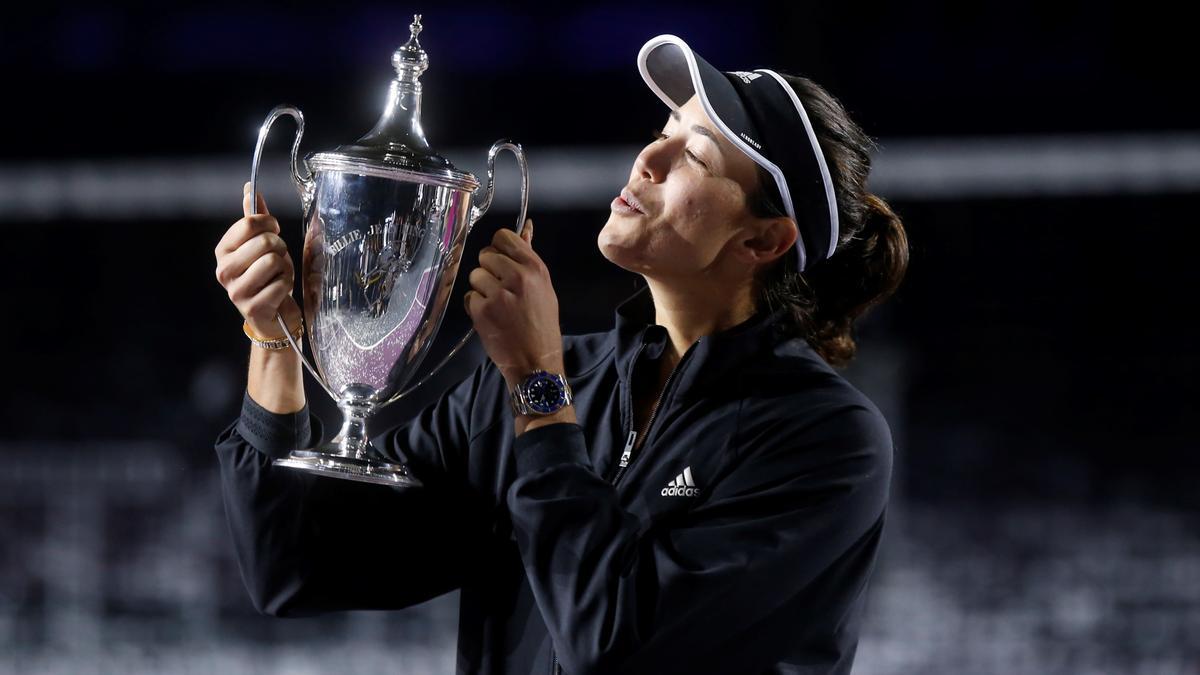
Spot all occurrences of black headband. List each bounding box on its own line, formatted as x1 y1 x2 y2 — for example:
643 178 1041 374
637 35 839 273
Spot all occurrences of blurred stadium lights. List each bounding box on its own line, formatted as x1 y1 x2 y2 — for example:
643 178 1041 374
1 132 1199 221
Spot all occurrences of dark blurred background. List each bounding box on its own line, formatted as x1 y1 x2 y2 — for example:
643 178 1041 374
2 2 1197 673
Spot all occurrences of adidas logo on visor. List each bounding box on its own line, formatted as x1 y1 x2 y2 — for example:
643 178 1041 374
729 70 762 84
662 466 701 497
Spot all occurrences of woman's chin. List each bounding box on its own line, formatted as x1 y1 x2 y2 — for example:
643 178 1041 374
597 230 645 272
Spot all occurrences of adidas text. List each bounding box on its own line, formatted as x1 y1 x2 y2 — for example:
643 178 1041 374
662 485 702 497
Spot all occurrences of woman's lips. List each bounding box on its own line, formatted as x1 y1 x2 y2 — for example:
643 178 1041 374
612 189 646 216
611 195 640 215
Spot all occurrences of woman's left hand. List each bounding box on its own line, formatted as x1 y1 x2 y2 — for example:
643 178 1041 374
464 219 565 389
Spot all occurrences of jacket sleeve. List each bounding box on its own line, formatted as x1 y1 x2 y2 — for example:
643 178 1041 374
505 405 893 675
214 361 495 617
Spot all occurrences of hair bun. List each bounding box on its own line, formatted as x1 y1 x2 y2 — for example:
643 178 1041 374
801 190 908 366
860 193 899 242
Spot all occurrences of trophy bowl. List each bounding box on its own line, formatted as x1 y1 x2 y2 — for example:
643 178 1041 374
246 14 528 487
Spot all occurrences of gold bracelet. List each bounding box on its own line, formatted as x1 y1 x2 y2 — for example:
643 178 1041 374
243 319 304 350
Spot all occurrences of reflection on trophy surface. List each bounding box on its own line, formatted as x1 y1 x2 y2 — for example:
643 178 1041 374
245 13 529 487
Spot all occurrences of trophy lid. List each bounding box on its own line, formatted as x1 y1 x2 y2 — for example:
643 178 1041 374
308 15 479 191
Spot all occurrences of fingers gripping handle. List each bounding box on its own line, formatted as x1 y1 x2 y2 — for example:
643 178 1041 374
381 140 530 406
248 105 334 401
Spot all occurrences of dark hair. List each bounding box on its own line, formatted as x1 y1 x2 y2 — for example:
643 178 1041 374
748 73 909 369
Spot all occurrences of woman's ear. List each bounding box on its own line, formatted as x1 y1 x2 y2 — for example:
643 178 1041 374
739 217 797 264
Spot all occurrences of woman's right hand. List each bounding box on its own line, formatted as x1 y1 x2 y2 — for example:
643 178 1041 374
214 182 303 340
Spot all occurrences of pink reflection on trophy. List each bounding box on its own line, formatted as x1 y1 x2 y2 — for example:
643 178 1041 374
442 199 460 251
318 265 436 395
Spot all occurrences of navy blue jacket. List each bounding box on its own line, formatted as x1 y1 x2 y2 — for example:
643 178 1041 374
214 286 894 675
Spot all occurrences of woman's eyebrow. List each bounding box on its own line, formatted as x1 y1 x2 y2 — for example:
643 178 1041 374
690 124 720 147
668 110 721 148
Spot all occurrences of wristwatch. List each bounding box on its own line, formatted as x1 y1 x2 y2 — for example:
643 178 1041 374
509 370 574 417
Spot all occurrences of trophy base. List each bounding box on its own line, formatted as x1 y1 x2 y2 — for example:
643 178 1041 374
273 448 423 488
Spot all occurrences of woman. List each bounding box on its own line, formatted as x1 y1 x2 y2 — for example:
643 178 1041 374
214 34 908 675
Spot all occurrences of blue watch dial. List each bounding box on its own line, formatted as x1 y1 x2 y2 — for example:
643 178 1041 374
523 371 567 414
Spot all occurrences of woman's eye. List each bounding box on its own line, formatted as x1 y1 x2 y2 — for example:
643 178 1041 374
685 149 710 171
649 131 709 172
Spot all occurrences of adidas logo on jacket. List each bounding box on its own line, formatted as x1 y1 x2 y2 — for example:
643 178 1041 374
662 466 701 497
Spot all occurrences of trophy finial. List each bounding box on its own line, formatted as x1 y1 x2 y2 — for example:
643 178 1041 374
363 12 434 152
392 13 429 82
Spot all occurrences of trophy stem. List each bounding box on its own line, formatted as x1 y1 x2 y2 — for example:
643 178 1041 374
271 385 422 488
332 396 373 459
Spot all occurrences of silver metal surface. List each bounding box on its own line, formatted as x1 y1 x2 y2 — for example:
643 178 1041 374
383 139 528 407
305 153 478 192
243 15 530 486
469 141 529 227
250 105 316 214
272 452 418 487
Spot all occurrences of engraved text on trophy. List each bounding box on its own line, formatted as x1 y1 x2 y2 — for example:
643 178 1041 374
326 210 426 319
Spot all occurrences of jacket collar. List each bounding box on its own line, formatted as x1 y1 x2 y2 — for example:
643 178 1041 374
611 285 793 399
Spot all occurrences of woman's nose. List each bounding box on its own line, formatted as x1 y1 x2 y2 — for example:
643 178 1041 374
634 142 670 183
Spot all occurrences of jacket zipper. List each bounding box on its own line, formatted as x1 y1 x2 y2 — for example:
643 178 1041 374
550 338 699 675
612 338 697 487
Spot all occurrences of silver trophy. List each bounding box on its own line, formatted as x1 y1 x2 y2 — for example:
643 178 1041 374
247 14 528 487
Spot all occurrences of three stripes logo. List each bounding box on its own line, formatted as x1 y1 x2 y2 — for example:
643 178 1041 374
662 466 701 497
729 71 762 84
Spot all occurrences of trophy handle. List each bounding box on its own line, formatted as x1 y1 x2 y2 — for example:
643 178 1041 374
380 139 530 406
249 104 336 401
469 140 530 233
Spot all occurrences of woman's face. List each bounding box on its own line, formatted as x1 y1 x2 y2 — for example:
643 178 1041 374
597 95 769 281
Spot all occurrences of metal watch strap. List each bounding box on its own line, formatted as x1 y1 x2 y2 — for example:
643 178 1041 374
509 386 527 417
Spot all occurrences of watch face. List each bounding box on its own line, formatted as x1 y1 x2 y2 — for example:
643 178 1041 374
524 372 566 414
